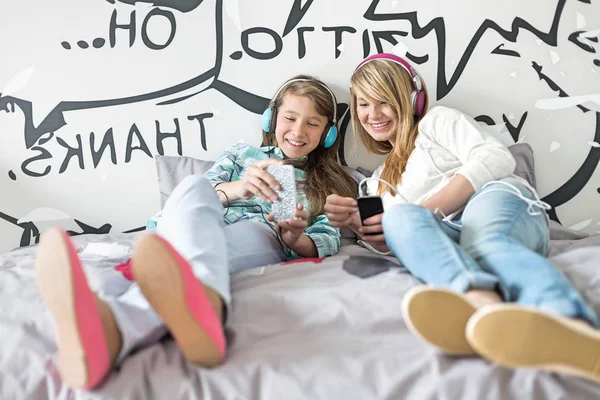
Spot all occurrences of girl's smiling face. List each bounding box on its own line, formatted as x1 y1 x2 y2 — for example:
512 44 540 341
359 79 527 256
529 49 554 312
354 89 399 144
275 93 328 158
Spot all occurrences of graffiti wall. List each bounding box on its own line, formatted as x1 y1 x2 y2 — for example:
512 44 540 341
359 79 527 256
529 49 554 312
1 0 599 252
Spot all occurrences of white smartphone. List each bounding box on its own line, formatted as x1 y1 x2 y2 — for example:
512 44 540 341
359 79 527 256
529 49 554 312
266 164 297 221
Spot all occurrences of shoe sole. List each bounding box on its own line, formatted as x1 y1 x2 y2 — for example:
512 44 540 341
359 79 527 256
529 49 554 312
466 305 600 383
401 286 477 355
34 228 110 389
132 233 226 367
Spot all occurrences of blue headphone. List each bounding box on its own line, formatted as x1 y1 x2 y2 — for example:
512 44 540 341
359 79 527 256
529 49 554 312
262 78 338 149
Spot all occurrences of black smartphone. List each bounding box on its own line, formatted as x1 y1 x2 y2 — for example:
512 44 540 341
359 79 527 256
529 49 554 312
357 196 384 224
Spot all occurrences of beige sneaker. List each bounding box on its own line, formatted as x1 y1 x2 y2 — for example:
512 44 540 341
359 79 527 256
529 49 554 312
401 286 478 355
466 304 600 383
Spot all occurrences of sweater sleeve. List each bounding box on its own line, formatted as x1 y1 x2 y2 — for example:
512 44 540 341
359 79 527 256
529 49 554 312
203 144 244 187
303 214 341 258
424 107 516 191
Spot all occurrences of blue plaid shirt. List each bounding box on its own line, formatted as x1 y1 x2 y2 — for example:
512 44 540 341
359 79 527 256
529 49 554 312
203 144 341 259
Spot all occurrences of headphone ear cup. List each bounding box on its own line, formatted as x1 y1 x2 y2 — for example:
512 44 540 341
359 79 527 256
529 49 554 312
410 91 417 115
322 125 338 149
410 90 426 117
269 107 278 134
262 107 273 132
414 90 426 117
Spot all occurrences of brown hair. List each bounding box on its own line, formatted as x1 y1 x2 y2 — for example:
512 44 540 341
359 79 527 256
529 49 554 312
262 75 357 217
350 60 429 195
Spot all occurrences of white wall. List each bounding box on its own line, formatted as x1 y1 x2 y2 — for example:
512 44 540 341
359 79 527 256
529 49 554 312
1 0 599 252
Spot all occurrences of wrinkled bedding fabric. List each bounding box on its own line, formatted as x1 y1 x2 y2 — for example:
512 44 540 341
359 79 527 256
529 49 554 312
1 226 600 400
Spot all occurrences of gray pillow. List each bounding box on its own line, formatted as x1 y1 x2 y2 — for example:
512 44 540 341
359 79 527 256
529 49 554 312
338 144 535 244
155 144 535 227
344 144 535 188
508 143 536 188
155 155 369 207
155 155 365 244
342 165 369 184
155 155 214 207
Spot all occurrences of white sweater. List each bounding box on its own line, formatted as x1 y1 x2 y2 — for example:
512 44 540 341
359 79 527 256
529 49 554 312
367 106 526 209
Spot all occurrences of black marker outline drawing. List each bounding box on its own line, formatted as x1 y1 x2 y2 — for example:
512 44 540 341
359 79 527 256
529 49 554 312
491 43 521 58
363 0 567 101
0 0 286 246
364 0 598 224
532 61 600 224
0 0 274 151
105 0 205 13
1 0 598 247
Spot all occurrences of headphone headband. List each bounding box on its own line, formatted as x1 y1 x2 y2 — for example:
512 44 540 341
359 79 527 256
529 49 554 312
352 53 426 117
353 53 422 92
268 78 338 124
262 77 339 149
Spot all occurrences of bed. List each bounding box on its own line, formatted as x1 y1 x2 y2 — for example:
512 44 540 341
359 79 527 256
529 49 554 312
1 220 600 400
3 143 600 399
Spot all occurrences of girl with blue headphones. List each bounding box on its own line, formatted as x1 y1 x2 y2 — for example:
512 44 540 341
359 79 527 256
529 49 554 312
325 53 600 383
32 75 356 389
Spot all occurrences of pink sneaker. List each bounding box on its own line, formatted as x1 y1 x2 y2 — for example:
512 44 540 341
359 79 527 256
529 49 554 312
34 228 112 389
131 233 226 367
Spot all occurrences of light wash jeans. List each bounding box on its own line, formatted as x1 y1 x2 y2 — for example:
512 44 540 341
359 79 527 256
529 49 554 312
381 177 598 327
103 175 287 361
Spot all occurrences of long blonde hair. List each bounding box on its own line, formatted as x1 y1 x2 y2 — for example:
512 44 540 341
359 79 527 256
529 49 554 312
262 75 357 217
350 60 429 195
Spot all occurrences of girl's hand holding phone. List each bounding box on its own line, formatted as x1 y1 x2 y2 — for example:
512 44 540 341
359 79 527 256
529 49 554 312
238 159 284 202
268 204 310 249
324 194 361 231
325 194 389 252
358 213 389 252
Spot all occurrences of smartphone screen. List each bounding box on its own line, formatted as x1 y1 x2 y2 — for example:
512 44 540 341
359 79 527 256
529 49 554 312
266 164 297 221
357 196 384 223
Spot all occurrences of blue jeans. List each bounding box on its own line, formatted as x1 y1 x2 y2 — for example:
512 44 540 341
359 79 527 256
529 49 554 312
382 177 598 327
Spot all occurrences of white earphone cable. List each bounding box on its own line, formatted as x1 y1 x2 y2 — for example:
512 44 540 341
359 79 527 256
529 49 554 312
358 177 410 203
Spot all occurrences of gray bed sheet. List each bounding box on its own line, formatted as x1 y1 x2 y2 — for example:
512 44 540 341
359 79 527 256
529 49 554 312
1 222 600 400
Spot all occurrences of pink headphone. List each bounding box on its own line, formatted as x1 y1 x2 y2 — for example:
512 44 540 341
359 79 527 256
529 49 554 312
352 53 427 117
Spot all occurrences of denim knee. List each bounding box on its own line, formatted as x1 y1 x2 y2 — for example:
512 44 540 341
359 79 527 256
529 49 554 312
483 177 532 197
173 175 212 196
383 204 434 242
163 175 219 214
